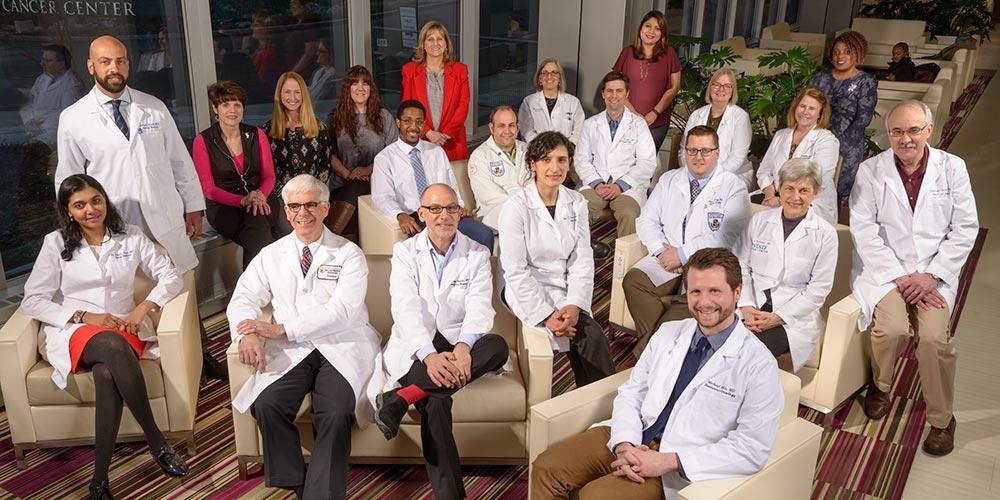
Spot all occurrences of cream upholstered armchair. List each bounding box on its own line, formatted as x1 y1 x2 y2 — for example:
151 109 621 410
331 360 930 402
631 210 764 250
228 255 556 478
0 271 203 469
760 22 827 62
528 369 823 499
358 160 476 255
609 206 868 424
710 37 784 77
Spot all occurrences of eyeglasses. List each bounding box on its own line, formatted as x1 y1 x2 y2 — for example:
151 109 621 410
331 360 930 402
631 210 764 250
888 123 929 138
421 204 461 214
400 118 425 126
684 147 719 157
710 82 734 90
285 201 324 212
539 70 560 77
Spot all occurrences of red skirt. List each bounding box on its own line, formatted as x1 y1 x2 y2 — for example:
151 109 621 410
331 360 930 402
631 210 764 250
68 325 146 373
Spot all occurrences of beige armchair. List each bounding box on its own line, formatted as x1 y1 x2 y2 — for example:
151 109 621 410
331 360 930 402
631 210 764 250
760 22 827 62
528 369 823 499
229 255 556 479
0 272 203 469
359 160 480 255
710 37 784 77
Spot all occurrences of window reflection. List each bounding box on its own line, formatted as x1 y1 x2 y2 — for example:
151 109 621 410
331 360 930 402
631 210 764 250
477 0 539 127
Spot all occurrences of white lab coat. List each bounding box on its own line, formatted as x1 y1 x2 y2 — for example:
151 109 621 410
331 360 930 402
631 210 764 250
21 70 87 146
575 110 657 206
55 86 206 272
21 225 183 389
680 104 753 189
468 136 531 229
498 183 594 327
227 229 382 424
634 168 751 286
735 207 838 371
371 138 465 219
849 147 979 330
757 127 840 224
380 231 507 391
598 318 784 499
518 90 586 145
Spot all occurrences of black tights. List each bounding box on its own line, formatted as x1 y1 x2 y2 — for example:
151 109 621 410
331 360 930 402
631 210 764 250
78 331 166 486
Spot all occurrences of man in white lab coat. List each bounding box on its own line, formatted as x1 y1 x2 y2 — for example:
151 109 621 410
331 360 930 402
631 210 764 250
468 105 531 229
575 70 657 238
228 174 382 498
374 183 510 500
531 248 783 500
851 100 979 457
624 126 751 355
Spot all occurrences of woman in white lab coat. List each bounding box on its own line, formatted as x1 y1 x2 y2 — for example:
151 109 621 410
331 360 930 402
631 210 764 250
679 68 754 189
757 87 840 224
498 131 614 387
21 174 188 498
518 58 586 145
736 159 838 371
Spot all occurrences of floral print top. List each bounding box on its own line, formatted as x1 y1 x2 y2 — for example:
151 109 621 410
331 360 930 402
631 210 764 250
264 120 333 195
808 69 877 198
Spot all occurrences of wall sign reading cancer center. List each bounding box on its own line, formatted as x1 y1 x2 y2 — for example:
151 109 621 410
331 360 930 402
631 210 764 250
0 0 135 15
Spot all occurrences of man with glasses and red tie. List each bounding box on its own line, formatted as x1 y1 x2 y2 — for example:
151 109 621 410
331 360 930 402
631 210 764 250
371 100 495 251
623 126 750 355
227 174 382 499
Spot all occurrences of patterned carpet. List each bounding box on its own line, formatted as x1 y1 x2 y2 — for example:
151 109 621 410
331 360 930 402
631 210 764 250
0 71 991 500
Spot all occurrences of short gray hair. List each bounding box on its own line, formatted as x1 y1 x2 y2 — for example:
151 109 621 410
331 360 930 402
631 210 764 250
886 99 934 134
281 174 330 203
778 158 822 192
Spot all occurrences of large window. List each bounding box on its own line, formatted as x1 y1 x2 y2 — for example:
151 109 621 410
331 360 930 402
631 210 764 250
0 1 194 278
209 1 350 125
477 0 539 127
700 0 730 52
370 0 461 114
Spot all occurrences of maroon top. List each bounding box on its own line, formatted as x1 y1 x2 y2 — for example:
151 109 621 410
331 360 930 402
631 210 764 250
613 45 682 128
893 146 929 211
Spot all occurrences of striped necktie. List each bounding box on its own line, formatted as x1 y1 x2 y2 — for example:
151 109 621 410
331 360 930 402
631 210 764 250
301 246 312 277
410 148 428 196
690 178 702 204
110 99 129 139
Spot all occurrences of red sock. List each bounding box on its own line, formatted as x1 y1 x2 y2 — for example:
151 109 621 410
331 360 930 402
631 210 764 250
396 384 428 404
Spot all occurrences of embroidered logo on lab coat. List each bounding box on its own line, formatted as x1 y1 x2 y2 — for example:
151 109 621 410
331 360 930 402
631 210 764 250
316 265 341 280
707 212 724 231
489 161 505 177
705 380 738 399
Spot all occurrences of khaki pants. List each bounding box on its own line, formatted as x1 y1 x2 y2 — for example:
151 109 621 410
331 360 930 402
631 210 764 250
622 269 689 356
582 189 641 237
531 426 665 500
870 288 955 428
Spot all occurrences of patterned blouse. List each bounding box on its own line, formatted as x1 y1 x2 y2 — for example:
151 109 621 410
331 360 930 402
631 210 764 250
264 120 333 195
808 69 877 198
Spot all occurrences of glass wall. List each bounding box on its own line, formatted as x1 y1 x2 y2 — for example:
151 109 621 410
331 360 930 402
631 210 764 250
784 0 801 25
733 0 759 41
700 0 729 52
476 0 538 127
0 0 194 278
369 0 461 113
209 0 350 126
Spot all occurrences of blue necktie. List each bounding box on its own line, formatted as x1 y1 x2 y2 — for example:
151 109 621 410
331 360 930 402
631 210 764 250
410 148 428 196
110 99 129 139
641 337 712 445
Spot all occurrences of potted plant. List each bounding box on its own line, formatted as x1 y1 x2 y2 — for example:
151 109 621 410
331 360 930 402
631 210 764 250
860 0 992 44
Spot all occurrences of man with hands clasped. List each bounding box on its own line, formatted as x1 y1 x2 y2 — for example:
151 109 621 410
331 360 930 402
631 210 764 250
227 174 381 499
373 183 510 500
850 100 979 457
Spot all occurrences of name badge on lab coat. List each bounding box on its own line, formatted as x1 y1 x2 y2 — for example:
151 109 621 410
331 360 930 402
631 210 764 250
751 239 770 254
316 265 341 281
450 278 470 289
113 249 135 260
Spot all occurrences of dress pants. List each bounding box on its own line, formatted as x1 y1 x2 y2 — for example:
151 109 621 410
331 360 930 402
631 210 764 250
398 332 510 500
580 190 641 237
622 270 690 355
531 425 665 500
870 288 955 428
251 350 356 500
206 200 274 268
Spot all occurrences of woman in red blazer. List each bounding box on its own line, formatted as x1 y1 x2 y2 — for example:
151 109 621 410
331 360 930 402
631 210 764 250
400 21 470 160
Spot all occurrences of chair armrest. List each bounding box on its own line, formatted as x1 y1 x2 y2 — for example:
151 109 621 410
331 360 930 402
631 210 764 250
227 341 261 456
759 39 803 52
528 369 631 464
787 32 827 47
0 309 40 444
156 290 203 433
358 195 406 256
777 370 801 427
809 295 867 411
609 234 646 329
519 322 555 407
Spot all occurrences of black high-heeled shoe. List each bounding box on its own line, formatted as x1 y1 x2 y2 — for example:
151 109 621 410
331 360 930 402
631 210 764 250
89 479 115 500
150 442 189 477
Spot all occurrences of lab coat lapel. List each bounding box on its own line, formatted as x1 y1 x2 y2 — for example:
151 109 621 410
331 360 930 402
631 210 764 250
880 153 911 210
127 97 150 148
682 323 744 400
650 329 694 415
87 88 129 147
912 148 942 218
610 110 629 149
764 211 786 275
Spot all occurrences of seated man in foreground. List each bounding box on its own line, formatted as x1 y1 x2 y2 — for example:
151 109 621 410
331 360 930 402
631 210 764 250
532 248 783 499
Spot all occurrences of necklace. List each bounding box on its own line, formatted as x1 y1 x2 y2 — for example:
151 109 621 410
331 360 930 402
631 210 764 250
639 60 649 81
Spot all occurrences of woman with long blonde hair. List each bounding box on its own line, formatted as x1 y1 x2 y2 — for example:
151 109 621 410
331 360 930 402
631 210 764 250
264 71 333 235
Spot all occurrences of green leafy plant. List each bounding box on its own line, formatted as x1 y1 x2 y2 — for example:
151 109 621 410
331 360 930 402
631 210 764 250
860 0 992 42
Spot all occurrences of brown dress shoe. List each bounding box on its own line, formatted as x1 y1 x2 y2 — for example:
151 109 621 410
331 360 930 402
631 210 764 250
923 417 956 456
863 383 891 420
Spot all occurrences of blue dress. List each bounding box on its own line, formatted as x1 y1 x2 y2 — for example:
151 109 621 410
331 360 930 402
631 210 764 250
808 69 877 199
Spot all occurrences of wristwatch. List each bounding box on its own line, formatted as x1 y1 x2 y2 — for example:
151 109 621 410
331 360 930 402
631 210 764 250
72 310 86 324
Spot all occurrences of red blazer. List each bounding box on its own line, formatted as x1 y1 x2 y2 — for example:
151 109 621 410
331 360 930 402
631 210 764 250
400 60 470 160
